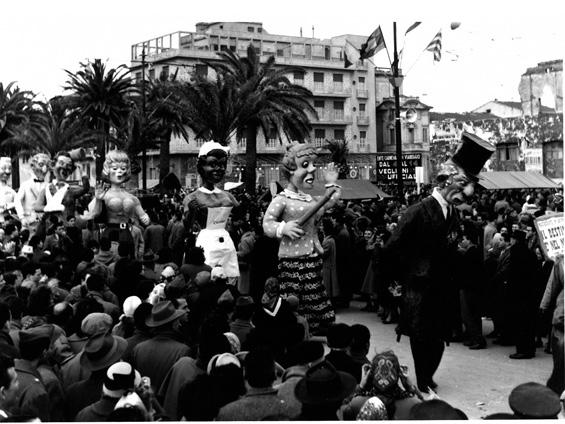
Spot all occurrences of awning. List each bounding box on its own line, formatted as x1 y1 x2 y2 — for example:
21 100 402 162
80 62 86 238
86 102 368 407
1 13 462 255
478 171 560 190
304 179 393 200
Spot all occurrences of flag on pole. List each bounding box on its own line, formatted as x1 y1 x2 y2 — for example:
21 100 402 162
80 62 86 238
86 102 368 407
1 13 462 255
359 26 386 60
425 31 442 62
343 40 360 68
405 22 421 35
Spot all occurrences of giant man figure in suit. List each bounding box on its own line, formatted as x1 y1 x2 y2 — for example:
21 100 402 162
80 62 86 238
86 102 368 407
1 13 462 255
383 132 494 392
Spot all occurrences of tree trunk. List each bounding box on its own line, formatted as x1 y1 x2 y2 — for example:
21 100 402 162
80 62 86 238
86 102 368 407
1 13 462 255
95 120 109 180
159 131 172 187
11 152 20 190
245 126 257 196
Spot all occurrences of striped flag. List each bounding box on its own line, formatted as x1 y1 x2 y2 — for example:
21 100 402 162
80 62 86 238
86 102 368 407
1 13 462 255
425 30 442 62
359 26 386 60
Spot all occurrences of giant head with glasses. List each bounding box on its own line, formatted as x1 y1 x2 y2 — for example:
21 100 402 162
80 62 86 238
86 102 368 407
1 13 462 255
436 132 494 206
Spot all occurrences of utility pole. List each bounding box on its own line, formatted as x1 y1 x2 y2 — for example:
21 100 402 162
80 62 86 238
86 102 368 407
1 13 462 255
392 22 404 201
141 46 147 191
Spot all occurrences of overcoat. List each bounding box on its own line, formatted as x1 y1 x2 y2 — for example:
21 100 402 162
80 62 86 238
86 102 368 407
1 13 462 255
383 196 459 340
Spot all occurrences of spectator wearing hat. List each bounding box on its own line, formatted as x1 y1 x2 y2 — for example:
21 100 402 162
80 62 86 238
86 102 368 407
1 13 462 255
168 210 185 266
112 296 142 338
159 332 231 419
140 249 160 281
216 346 294 421
348 324 371 371
13 327 51 421
132 300 189 392
0 353 19 420
507 229 538 359
177 352 245 421
75 361 142 421
229 295 255 348
65 297 105 355
65 331 127 420
108 391 150 422
294 360 357 420
508 381 561 419
277 340 325 418
325 323 360 382
122 302 153 363
59 311 112 387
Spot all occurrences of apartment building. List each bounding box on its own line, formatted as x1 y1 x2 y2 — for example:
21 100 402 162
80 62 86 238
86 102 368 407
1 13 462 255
130 22 428 187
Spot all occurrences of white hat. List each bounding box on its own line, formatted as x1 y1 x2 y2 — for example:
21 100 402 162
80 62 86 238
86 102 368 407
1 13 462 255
123 296 142 318
206 352 241 374
198 141 230 157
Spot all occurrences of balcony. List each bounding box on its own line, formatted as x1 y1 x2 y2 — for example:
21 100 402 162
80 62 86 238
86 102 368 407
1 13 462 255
357 115 370 126
355 144 370 153
314 114 352 125
356 88 368 98
311 85 352 98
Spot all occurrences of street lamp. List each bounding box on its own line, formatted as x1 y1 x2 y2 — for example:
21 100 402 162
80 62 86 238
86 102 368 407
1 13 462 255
141 46 147 191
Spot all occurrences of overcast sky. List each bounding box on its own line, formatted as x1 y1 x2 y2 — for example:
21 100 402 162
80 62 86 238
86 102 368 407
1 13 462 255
1 0 562 112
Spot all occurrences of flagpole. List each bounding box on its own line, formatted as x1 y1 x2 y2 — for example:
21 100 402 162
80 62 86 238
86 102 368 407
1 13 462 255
392 22 404 201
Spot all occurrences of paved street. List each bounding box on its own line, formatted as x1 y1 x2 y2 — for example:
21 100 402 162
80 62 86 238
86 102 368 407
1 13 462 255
335 301 554 419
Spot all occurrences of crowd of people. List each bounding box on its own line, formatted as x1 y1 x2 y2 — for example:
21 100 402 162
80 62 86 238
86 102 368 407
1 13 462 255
0 157 563 420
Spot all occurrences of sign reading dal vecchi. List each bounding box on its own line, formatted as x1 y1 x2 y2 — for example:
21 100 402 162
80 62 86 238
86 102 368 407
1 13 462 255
376 153 422 182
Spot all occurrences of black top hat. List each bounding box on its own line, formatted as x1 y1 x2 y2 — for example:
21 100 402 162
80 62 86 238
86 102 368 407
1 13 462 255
294 361 357 405
451 132 495 180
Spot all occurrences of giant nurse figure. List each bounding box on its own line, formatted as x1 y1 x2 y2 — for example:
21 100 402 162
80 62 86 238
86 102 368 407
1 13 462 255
262 143 341 333
183 141 239 278
0 157 24 222
17 153 50 227
83 150 150 244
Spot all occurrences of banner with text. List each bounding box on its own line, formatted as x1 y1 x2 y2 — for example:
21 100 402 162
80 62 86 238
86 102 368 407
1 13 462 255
535 213 564 260
376 153 422 182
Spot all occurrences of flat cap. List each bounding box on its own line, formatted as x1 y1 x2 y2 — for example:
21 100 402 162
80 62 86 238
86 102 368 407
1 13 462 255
509 382 561 418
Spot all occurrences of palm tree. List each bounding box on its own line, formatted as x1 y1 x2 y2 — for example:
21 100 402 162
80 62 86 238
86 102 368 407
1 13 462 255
147 71 190 184
64 59 133 178
0 82 40 187
325 138 350 179
113 72 189 189
189 45 316 195
19 96 100 157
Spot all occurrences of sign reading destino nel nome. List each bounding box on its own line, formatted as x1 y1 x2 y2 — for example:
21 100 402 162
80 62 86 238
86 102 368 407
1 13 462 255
535 212 564 260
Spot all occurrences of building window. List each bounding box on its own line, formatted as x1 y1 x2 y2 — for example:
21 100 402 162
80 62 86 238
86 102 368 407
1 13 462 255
195 64 208 77
258 28 262 33
149 68 155 80
358 76 366 90
333 73 343 91
359 103 366 117
314 72 324 91
314 100 325 119
334 129 345 141
161 66 169 80
389 128 395 145
333 101 344 120
293 70 304 84
135 72 141 82
195 138 205 147
359 131 367 146
314 129 325 146
220 45 228 51
213 44 219 51
277 49 284 57
423 127 428 143
230 45 236 52
247 26 255 32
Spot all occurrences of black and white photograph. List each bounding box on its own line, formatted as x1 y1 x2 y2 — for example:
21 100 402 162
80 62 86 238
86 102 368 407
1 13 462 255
0 0 563 420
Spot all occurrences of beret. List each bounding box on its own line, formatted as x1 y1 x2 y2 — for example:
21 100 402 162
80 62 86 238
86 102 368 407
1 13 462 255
509 382 561 418
81 312 113 336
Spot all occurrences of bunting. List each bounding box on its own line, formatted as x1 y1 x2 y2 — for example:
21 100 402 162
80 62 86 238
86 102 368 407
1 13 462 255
360 26 386 60
425 30 442 62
